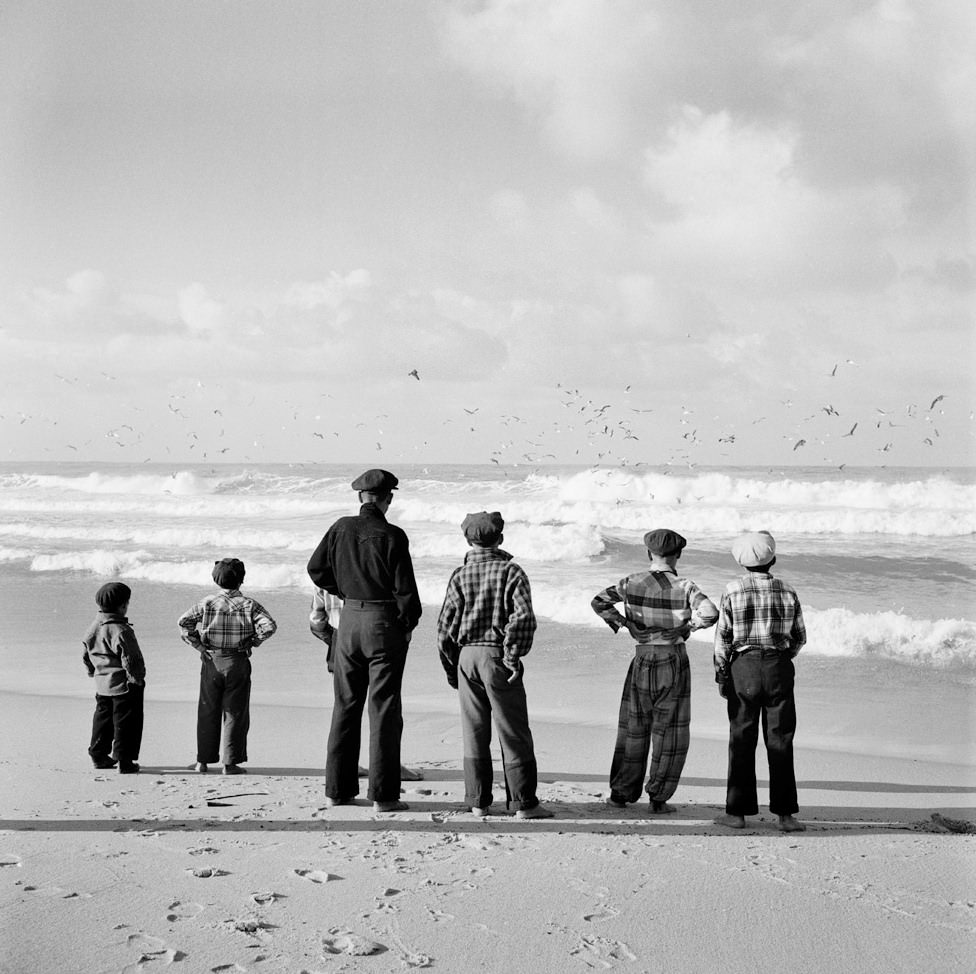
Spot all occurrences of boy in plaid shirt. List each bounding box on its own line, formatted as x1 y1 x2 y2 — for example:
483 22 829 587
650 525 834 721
713 531 806 832
178 558 277 775
437 512 553 819
592 528 718 813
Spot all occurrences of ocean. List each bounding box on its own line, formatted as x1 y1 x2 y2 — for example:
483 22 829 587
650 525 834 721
2 461 974 764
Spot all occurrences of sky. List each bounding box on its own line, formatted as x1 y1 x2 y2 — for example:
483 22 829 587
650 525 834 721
1 0 973 468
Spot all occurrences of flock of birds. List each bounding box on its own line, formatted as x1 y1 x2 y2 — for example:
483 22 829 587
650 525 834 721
1 362 963 471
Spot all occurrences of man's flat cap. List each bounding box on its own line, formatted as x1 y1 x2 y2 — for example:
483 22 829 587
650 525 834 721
462 510 504 545
351 469 399 492
642 528 687 556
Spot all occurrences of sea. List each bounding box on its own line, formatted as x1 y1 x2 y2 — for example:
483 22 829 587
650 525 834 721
2 461 974 765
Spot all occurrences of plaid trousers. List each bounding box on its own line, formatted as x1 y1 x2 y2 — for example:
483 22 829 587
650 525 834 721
609 644 691 803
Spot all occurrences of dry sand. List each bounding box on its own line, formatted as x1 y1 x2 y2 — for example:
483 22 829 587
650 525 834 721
2 679 974 973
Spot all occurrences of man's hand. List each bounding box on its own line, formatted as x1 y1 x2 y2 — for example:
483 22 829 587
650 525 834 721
504 658 523 683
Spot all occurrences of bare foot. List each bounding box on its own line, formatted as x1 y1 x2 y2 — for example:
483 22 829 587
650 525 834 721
714 813 746 829
777 815 806 832
649 801 677 814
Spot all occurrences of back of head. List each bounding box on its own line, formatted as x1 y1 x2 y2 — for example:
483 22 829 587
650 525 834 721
731 531 776 570
643 528 686 559
351 468 399 494
462 511 504 547
212 557 246 589
95 581 131 612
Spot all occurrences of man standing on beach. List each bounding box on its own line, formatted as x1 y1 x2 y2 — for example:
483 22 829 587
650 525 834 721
592 529 718 813
307 469 422 813
713 531 806 833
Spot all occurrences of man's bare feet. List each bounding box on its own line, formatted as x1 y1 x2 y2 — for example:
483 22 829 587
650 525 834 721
714 813 746 829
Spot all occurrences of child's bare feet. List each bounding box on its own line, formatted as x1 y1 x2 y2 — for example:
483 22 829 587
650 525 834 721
777 815 806 832
714 813 746 829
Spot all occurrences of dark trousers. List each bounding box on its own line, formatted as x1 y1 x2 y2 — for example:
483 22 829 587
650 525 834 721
610 645 691 803
457 645 539 812
725 649 798 816
326 603 408 803
197 654 251 765
89 684 144 765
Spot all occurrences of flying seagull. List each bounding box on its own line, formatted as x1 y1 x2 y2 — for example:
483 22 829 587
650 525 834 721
408 369 420 381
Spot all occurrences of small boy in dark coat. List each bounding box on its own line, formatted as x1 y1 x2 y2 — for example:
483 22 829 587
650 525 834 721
82 581 146 774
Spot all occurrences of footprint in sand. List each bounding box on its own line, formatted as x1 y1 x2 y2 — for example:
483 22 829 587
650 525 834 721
212 964 248 972
250 891 284 905
187 846 219 856
321 931 385 956
0 854 21 868
232 919 276 934
583 906 621 923
166 900 204 921
294 868 341 883
187 867 226 878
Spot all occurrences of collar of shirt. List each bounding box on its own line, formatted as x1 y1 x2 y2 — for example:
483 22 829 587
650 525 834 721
218 588 242 596
358 502 387 520
647 566 677 576
742 571 774 579
463 546 513 565
97 611 129 624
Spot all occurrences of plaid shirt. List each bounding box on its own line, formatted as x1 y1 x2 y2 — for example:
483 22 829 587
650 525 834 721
436 547 536 677
591 569 718 644
714 571 806 664
178 589 277 653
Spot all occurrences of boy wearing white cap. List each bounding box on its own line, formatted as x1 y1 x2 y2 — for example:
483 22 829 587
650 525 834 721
714 532 806 832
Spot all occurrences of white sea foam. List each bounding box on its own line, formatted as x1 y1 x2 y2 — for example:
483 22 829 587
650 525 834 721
2 466 972 538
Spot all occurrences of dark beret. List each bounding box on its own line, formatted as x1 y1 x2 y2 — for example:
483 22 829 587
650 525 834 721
351 469 399 493
462 511 505 545
95 581 132 611
212 557 246 589
642 528 687 557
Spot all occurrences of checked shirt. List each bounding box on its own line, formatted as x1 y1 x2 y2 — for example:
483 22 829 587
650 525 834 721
178 589 277 654
436 546 536 678
591 569 718 643
714 571 806 664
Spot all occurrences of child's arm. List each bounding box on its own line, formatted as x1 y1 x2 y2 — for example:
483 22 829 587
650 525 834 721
591 582 627 632
248 601 277 648
82 645 95 677
436 573 463 689
713 594 734 696
502 568 536 670
687 582 719 631
119 628 146 686
308 587 335 646
177 603 204 650
788 597 807 657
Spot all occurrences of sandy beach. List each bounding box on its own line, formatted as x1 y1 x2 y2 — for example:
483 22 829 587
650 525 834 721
3 613 974 974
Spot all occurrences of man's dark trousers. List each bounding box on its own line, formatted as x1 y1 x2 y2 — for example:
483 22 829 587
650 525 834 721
326 602 408 803
725 648 798 816
197 654 251 765
89 683 144 765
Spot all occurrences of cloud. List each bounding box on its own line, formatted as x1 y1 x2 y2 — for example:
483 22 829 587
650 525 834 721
442 0 659 161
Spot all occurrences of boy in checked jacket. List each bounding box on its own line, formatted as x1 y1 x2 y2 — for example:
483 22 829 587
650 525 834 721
178 558 277 776
437 512 553 820
592 529 718 813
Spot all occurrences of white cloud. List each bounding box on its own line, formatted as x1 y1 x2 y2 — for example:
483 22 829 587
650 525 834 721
177 283 228 335
442 0 659 160
282 269 372 311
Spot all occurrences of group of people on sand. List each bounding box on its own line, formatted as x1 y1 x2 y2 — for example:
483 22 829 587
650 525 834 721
82 467 807 832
